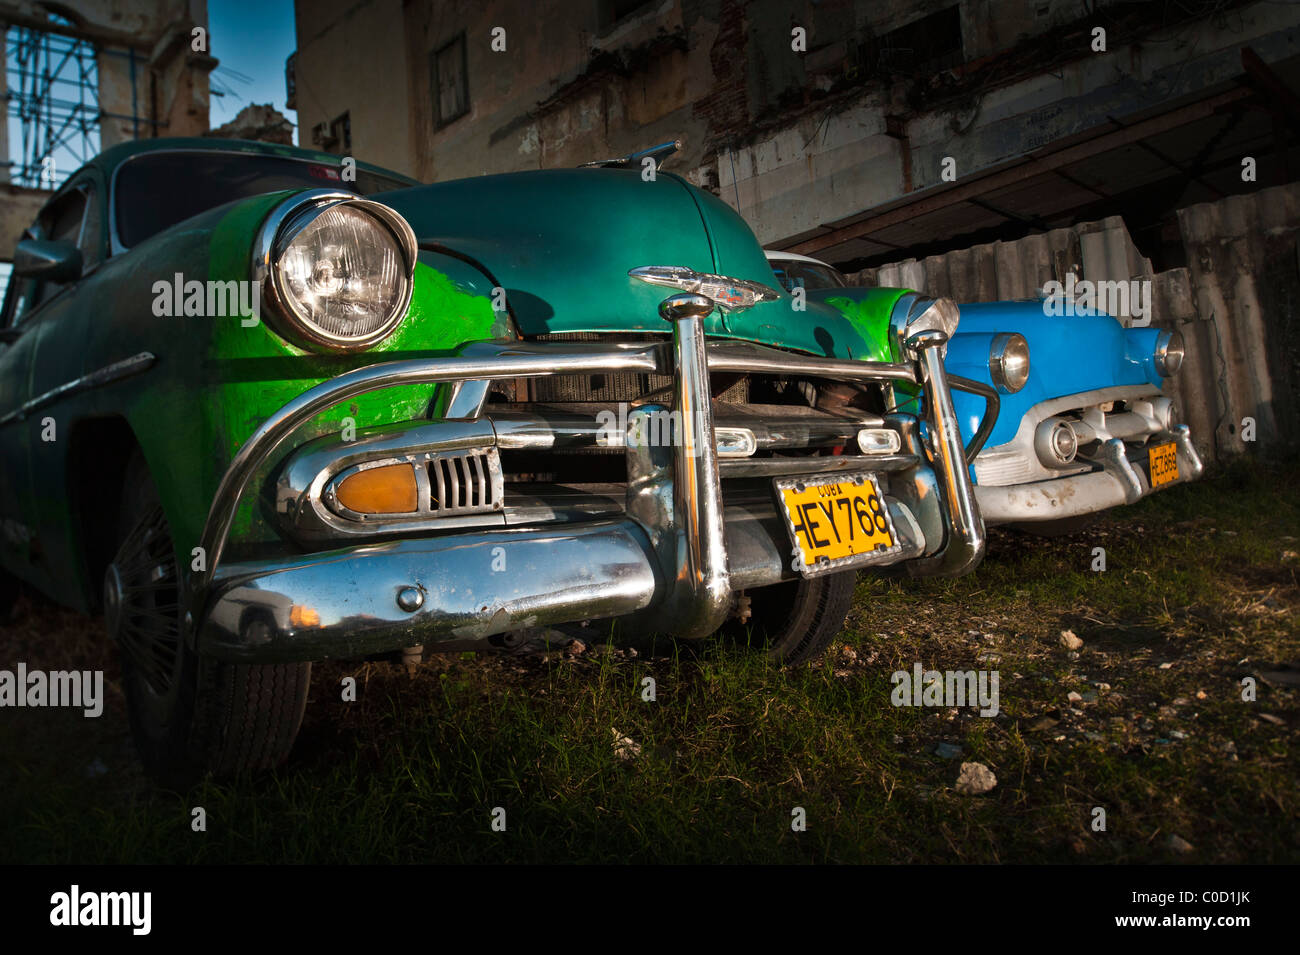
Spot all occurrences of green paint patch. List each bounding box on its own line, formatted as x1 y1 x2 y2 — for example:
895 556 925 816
405 261 504 348
822 290 906 363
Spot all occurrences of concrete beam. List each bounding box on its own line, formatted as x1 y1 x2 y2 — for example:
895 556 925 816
786 87 1254 256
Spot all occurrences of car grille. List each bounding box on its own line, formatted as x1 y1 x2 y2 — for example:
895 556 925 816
428 448 501 513
530 332 748 404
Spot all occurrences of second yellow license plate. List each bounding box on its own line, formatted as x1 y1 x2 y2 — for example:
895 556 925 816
775 471 901 576
1148 442 1179 488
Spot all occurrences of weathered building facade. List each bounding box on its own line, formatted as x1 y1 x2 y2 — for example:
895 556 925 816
292 0 1299 266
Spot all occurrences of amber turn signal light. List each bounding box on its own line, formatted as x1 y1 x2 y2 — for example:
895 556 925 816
334 463 419 514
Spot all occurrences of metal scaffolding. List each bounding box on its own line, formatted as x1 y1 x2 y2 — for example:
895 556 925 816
5 24 101 189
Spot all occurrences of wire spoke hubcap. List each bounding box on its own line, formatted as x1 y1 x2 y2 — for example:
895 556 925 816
105 505 181 698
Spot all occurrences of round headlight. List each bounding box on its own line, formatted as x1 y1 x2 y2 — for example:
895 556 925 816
989 332 1030 393
257 191 417 351
1154 328 1184 377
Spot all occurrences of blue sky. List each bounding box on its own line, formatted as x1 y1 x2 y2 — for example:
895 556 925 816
2 0 298 186
0 3 298 287
207 0 299 143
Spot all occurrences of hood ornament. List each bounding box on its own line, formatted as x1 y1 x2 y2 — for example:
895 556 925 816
629 266 782 316
581 140 682 170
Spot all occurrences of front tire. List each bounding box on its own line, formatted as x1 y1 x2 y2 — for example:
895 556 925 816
725 571 857 665
107 452 310 786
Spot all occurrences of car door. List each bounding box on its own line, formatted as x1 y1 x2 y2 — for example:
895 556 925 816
0 175 104 594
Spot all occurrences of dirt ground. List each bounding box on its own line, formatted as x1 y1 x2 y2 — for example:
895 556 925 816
1 459 1296 863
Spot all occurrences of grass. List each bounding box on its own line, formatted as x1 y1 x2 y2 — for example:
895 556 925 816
1 457 1297 863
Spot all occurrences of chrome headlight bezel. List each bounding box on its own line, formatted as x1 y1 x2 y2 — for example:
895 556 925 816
989 331 1031 394
252 189 418 353
1154 328 1185 377
889 295 961 357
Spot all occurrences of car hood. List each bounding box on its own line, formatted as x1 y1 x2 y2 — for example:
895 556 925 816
378 169 900 362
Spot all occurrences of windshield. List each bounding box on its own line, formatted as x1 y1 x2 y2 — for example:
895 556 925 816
113 151 415 249
770 259 848 292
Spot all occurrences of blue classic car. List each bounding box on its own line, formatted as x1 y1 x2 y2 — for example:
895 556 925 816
767 250 1202 533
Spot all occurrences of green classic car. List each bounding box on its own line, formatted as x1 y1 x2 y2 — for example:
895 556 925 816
0 137 999 782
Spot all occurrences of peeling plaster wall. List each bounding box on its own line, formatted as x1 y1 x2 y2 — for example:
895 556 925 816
402 0 705 182
705 0 1299 247
292 0 413 175
294 0 1295 216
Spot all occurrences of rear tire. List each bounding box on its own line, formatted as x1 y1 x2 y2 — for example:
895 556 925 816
108 451 310 786
725 571 857 665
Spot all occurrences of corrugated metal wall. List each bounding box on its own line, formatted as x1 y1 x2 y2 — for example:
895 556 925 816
847 184 1300 464
1177 187 1300 459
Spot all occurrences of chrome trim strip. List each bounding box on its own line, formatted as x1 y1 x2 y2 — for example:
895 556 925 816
491 408 875 453
706 340 916 383
0 351 156 427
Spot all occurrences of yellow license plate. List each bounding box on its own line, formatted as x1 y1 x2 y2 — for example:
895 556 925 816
775 472 900 576
1148 442 1179 489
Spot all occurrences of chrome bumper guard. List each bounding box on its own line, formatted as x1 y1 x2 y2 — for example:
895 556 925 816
976 424 1204 524
188 298 985 662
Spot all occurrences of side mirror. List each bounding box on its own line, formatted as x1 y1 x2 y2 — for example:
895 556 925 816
13 238 82 283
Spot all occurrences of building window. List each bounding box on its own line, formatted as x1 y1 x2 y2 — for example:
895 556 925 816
866 5 964 78
313 112 350 154
433 33 469 128
598 0 657 31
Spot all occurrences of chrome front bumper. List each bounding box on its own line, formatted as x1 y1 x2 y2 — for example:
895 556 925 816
187 300 985 662
976 424 1204 524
